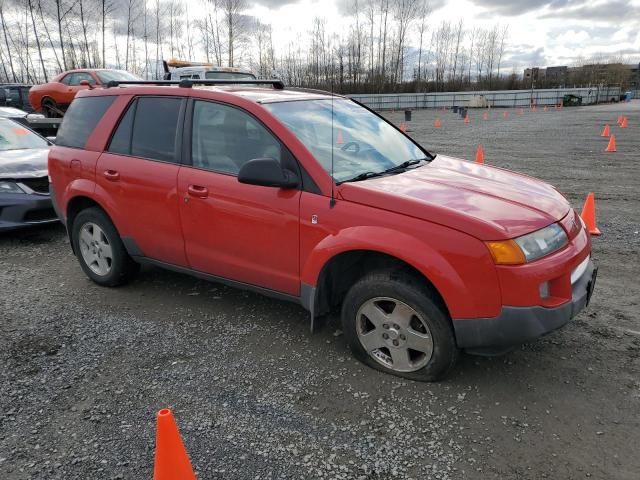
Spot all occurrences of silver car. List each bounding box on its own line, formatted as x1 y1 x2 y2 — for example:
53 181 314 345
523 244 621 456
0 118 57 231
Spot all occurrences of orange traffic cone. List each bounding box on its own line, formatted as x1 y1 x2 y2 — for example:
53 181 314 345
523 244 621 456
336 131 344 144
620 117 628 128
475 144 484 164
154 409 196 480
503 111 509 119
483 111 489 120
399 122 407 132
605 134 616 152
580 193 601 236
616 115 623 125
434 117 442 128
464 115 470 124
600 124 610 137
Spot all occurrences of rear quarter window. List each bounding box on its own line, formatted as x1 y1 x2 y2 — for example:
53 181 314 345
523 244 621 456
56 96 116 149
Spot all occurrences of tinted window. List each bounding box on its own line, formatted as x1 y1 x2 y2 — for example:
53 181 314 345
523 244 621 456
191 100 281 175
108 101 136 155
56 96 116 149
108 97 182 163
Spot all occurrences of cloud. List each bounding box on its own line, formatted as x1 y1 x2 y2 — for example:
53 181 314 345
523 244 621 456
469 0 576 16
252 0 299 8
501 46 548 69
538 0 640 22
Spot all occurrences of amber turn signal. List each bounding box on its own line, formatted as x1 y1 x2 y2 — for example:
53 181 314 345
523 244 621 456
485 240 526 265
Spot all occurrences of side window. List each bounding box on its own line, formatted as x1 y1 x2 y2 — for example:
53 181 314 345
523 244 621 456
108 97 182 163
75 72 97 85
56 96 116 149
61 74 74 85
191 100 282 175
107 100 136 155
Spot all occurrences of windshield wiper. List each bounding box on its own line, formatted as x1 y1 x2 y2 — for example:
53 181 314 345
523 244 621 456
338 171 384 184
381 158 426 175
338 159 427 184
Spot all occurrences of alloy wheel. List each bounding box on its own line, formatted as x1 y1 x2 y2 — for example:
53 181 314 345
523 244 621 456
78 222 113 276
355 297 434 372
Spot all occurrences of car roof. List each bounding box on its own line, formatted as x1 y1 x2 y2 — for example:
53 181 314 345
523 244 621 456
194 86 335 103
79 84 338 105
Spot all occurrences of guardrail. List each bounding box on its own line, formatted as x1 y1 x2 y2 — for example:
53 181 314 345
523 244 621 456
349 86 622 110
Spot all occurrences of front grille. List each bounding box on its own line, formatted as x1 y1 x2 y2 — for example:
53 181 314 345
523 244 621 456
23 207 57 222
19 177 50 194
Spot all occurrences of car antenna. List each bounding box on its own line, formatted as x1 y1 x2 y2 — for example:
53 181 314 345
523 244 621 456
329 80 336 208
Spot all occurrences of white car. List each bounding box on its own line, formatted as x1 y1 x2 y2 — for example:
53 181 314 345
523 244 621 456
164 65 256 82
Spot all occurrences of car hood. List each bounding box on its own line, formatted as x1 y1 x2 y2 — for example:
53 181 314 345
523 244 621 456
338 155 570 240
0 147 49 179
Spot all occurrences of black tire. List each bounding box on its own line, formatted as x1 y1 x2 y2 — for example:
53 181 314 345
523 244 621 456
71 207 139 287
341 271 459 382
41 97 60 118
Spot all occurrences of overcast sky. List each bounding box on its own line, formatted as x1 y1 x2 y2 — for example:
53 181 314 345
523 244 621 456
246 0 640 71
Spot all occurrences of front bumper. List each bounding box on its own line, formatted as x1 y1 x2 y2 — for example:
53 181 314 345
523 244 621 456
0 192 58 231
453 258 596 349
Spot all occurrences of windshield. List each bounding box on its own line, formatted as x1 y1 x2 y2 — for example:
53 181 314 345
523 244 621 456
95 70 143 83
205 71 256 80
0 120 48 151
264 99 427 183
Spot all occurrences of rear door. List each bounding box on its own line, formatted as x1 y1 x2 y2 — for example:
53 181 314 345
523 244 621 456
96 96 188 266
177 99 301 295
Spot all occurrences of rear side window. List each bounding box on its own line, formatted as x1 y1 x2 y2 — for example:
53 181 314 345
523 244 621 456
56 96 116 149
108 97 182 163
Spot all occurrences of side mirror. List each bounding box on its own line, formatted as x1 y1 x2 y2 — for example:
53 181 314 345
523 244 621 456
79 79 94 89
238 158 299 188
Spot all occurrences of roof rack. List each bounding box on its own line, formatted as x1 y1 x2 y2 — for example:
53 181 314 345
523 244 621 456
104 79 285 89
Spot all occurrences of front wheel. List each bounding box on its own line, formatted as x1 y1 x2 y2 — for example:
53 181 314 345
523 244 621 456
71 207 139 287
341 271 459 381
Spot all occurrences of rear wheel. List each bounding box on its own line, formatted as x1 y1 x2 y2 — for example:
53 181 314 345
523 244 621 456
341 271 459 381
41 97 61 118
71 208 139 287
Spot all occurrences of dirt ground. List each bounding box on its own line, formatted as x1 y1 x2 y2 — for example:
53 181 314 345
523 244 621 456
1 101 639 480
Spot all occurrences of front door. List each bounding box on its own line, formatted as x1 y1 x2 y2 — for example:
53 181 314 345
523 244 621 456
178 99 301 295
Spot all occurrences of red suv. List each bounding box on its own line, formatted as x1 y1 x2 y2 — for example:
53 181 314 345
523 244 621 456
48 79 597 381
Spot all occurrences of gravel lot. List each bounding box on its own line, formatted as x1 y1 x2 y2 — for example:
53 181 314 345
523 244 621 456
1 101 639 480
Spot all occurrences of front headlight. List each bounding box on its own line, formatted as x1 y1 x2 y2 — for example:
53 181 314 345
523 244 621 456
486 223 568 265
0 181 26 194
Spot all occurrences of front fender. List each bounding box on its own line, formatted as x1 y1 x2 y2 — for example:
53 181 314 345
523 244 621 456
301 225 502 319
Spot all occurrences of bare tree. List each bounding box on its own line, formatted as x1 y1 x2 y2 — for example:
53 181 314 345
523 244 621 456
27 0 47 80
415 0 429 83
220 0 247 67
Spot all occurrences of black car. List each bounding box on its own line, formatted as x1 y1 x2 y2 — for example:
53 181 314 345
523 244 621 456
0 118 57 231
0 83 34 113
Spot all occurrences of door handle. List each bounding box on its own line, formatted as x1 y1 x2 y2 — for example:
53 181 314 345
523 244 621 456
103 170 120 181
187 185 208 198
